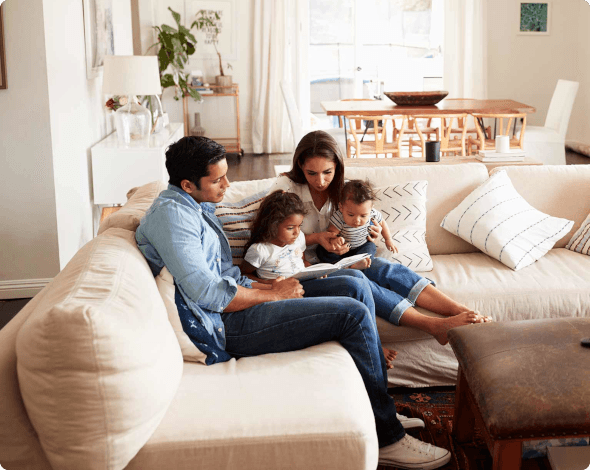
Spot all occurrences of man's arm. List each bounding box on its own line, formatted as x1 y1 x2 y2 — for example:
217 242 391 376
224 278 304 312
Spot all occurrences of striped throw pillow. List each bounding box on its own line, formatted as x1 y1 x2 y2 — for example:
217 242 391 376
215 189 269 264
566 212 590 255
440 170 574 271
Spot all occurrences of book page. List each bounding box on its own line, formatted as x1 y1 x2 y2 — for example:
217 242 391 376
334 253 371 268
289 253 371 281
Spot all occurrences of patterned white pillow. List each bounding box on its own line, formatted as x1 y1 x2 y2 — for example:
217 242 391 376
215 189 269 264
566 212 590 255
440 170 574 271
373 181 433 272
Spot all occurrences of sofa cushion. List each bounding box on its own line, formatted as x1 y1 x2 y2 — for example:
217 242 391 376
125 342 378 470
491 164 590 248
373 180 432 271
428 249 590 321
345 163 489 255
15 228 183 470
440 170 573 270
155 267 207 364
566 211 590 255
97 181 168 235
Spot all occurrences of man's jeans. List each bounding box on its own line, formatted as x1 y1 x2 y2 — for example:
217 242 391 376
221 272 405 448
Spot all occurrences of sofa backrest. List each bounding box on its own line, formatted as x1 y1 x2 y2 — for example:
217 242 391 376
345 163 489 255
492 165 590 248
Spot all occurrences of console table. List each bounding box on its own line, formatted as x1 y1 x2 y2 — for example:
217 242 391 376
91 123 184 220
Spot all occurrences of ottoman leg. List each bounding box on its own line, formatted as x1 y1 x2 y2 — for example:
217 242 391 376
452 367 475 443
492 441 521 470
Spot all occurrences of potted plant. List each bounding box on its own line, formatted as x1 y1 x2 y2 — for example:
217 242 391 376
149 7 215 102
194 9 233 93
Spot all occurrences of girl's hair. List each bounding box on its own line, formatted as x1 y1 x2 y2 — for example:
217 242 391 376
341 179 377 205
284 130 345 209
244 190 307 253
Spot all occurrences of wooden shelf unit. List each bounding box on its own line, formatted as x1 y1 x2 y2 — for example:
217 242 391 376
182 83 243 156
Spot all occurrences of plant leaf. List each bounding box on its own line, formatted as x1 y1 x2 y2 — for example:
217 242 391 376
168 7 181 28
161 24 177 34
160 73 175 88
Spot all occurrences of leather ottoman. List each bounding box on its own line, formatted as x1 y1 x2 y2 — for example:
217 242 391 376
448 318 590 470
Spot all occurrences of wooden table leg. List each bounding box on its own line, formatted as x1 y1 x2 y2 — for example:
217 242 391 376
492 441 522 470
452 367 476 443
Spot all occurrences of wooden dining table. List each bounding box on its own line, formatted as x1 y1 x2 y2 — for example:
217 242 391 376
320 98 540 169
320 98 536 117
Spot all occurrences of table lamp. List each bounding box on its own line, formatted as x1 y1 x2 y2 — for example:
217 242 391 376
103 55 162 145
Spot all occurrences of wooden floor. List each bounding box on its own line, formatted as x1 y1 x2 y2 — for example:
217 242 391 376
1 148 588 329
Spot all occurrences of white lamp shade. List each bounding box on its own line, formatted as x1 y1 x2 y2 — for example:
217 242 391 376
102 55 162 96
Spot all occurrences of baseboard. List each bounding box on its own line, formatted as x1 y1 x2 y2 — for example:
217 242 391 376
0 279 52 299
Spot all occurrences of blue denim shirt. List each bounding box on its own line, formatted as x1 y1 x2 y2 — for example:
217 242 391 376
135 184 253 350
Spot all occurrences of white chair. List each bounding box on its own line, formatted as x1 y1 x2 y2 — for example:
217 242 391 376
280 81 347 156
521 79 579 165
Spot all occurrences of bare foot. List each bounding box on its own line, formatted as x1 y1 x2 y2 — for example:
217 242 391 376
429 311 483 345
350 258 371 270
382 347 397 369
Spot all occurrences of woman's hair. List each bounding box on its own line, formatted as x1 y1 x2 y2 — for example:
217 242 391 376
284 130 345 208
244 190 307 253
341 179 377 205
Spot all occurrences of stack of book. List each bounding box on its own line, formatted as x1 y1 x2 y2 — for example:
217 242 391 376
476 149 525 162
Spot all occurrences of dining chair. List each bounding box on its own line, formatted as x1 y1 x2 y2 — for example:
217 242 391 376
401 116 439 158
521 79 579 165
412 114 469 157
280 81 347 155
347 115 407 158
471 113 527 153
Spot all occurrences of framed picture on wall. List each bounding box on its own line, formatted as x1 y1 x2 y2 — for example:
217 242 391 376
0 4 7 89
187 0 238 61
518 2 551 35
82 0 115 79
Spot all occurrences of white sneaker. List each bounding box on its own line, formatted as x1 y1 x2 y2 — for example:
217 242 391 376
378 434 451 469
396 412 425 430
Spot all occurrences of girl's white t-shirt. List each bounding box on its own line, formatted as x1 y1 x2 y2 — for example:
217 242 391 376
244 231 307 280
268 175 333 255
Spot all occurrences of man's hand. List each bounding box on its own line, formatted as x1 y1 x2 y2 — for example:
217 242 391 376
270 276 304 300
367 219 382 242
318 231 350 255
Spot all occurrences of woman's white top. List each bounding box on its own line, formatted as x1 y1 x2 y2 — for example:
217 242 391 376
269 175 333 243
243 231 306 280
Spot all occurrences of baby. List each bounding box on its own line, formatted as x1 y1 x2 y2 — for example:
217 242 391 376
316 179 398 269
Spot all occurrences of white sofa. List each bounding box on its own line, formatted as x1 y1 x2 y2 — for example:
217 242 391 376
1 162 589 470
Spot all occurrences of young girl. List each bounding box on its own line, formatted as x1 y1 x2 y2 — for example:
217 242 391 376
240 189 398 368
316 179 398 269
241 190 309 280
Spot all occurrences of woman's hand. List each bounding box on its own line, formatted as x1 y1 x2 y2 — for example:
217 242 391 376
318 231 350 255
367 219 383 242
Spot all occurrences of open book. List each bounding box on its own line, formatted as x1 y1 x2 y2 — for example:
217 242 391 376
290 253 371 281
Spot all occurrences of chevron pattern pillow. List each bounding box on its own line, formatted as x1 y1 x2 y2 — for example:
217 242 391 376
440 170 574 271
373 180 432 272
566 212 590 255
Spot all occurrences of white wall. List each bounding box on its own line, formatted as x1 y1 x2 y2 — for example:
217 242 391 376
568 1 590 143
43 0 133 268
142 0 254 152
0 0 60 295
0 0 133 298
487 0 587 142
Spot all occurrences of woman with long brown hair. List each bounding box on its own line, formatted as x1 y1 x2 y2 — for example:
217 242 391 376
269 130 491 345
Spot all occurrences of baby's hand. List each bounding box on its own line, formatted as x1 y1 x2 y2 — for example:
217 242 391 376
385 239 398 253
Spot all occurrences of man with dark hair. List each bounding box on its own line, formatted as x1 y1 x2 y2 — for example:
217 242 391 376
135 136 450 469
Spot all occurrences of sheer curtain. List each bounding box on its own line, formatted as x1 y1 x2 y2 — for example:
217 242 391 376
443 0 488 99
251 0 292 154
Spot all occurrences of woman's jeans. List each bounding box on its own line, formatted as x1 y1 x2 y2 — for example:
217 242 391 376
316 240 377 264
221 271 405 448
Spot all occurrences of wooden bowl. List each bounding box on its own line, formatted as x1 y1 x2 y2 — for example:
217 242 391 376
384 91 449 106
